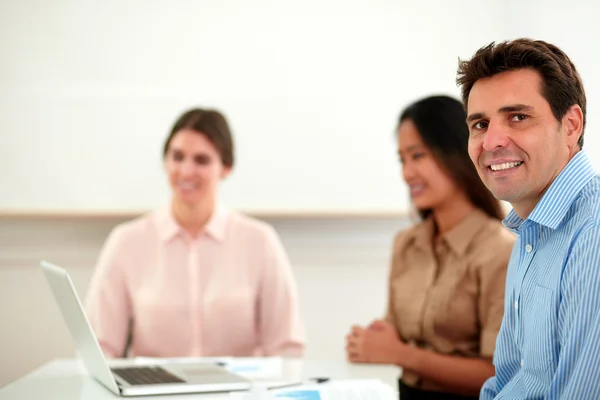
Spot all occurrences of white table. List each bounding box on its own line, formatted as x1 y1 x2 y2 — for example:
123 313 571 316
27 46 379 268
0 358 400 399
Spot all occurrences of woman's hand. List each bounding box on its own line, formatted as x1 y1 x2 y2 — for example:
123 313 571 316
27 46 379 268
345 319 408 364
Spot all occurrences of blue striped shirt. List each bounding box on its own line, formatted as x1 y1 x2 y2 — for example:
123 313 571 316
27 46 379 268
480 150 600 399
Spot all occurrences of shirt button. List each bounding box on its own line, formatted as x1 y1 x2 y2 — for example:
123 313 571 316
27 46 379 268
521 359 524 367
514 301 519 310
525 244 533 252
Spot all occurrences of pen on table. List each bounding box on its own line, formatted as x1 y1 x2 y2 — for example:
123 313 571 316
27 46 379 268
266 377 331 391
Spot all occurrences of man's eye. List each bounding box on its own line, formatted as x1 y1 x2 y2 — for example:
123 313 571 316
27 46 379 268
510 114 528 122
473 121 488 130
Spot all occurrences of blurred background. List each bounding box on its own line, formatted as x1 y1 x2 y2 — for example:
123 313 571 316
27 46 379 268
1 0 599 386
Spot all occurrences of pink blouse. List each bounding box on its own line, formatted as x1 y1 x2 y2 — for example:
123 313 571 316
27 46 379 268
85 206 305 358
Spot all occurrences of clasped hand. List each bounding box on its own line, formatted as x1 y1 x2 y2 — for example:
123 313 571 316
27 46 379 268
345 319 407 364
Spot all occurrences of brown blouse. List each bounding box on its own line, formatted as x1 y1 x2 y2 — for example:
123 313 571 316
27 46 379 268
385 209 515 391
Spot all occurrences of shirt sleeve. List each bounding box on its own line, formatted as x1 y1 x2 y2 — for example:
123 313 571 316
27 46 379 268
480 375 500 400
477 232 514 358
549 225 600 399
84 226 132 358
256 226 306 357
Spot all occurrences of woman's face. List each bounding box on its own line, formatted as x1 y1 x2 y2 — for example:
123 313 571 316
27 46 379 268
164 129 230 207
398 119 462 213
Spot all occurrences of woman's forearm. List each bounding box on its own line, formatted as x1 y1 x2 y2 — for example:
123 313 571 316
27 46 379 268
399 345 495 397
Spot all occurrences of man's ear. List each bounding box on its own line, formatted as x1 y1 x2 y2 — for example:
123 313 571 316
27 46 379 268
563 104 584 151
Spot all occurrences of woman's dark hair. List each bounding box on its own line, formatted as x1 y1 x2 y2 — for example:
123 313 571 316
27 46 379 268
163 108 235 167
399 95 503 221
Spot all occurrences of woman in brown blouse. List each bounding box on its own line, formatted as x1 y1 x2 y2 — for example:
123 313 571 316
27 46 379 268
345 95 515 400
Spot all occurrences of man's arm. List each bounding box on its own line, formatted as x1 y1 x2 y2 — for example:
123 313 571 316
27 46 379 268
479 375 500 400
550 225 600 399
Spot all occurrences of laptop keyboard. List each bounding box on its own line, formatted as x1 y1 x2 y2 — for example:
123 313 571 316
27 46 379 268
112 366 185 386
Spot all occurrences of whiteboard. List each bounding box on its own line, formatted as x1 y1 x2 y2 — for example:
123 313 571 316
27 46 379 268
0 0 537 215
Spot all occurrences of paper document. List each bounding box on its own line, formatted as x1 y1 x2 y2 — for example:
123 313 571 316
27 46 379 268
231 379 397 400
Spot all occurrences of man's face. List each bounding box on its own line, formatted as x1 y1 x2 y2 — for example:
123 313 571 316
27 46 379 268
466 69 582 218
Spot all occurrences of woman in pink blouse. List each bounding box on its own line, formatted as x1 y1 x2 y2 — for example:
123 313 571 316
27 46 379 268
85 108 305 359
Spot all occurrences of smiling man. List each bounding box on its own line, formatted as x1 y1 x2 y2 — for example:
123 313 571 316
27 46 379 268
456 39 600 399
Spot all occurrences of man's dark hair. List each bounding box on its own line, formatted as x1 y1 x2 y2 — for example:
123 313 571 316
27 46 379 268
456 38 586 147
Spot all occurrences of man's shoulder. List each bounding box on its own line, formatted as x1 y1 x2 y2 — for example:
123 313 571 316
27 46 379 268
572 174 600 228
558 176 600 293
541 175 600 259
557 175 600 262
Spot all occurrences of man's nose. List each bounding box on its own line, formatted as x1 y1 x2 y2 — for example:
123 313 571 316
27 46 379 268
482 121 510 151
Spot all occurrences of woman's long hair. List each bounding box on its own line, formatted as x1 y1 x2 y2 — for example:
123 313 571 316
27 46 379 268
399 95 503 221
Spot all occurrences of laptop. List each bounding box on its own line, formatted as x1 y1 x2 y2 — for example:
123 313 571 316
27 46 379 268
40 260 253 397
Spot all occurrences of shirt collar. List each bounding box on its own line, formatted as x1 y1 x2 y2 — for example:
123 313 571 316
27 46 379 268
409 208 491 256
155 204 229 243
442 209 491 256
503 209 523 234
504 150 597 232
204 206 229 242
410 217 435 251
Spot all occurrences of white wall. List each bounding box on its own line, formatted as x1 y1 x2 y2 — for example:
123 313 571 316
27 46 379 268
0 215 410 386
0 0 507 214
504 0 600 169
